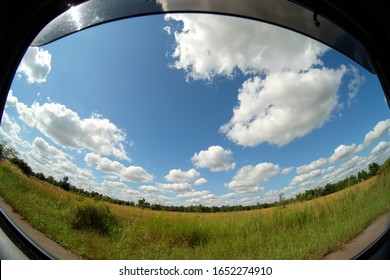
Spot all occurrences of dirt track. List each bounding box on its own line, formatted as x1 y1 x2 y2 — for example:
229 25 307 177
322 210 390 259
0 196 81 259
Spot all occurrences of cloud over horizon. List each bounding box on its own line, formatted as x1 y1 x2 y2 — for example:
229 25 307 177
226 162 280 194
7 95 129 161
85 153 153 183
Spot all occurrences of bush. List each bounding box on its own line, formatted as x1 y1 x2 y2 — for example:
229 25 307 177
10 157 33 176
71 202 120 235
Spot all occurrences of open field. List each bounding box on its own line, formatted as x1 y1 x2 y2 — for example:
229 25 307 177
0 159 389 259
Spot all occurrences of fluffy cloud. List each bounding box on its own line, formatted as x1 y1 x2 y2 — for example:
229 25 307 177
14 100 129 160
121 166 154 183
347 65 365 105
21 137 94 187
220 68 345 147
156 182 192 193
165 14 353 148
361 119 390 149
290 169 324 187
85 153 153 183
84 152 123 173
192 145 236 172
101 180 129 189
296 158 328 175
370 141 390 164
0 112 23 146
0 112 13 131
32 137 66 161
176 190 211 199
5 90 18 107
17 47 52 83
139 185 163 193
329 144 357 163
165 14 328 80
281 167 294 175
164 168 200 183
371 141 390 155
101 180 140 195
327 119 390 164
0 111 28 149
194 177 208 186
99 180 142 202
226 162 280 194
320 156 367 185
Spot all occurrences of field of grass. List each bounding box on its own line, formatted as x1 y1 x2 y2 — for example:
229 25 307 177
0 159 389 259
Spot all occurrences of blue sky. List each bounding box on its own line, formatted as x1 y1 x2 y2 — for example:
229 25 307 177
1 13 389 206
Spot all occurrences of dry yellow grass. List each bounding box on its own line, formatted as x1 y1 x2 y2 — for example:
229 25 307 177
106 176 379 224
1 159 389 259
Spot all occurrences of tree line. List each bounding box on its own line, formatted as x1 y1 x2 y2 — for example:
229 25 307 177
1 141 389 213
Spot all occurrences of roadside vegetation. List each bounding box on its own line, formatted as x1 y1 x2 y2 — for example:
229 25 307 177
0 141 389 259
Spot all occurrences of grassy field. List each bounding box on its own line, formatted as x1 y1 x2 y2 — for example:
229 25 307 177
0 159 389 259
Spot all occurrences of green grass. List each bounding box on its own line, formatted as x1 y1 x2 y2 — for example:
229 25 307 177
1 159 389 259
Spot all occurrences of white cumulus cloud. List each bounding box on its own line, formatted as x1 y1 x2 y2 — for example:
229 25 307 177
0 112 25 148
347 65 365 106
156 182 192 193
5 90 18 107
281 167 294 175
15 101 129 160
329 144 357 163
371 141 390 155
121 166 154 183
290 169 324 187
22 137 94 187
17 47 52 83
296 158 328 175
165 14 328 80
192 145 236 172
85 153 153 183
220 68 345 147
164 168 200 183
176 190 211 199
194 177 208 186
370 141 390 163
139 185 163 193
226 162 280 194
165 14 355 149
361 119 390 149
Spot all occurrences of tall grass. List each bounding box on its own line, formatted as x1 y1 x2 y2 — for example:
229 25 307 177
1 159 389 259
71 202 120 235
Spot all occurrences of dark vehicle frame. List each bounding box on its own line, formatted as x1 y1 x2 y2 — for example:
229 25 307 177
0 0 389 259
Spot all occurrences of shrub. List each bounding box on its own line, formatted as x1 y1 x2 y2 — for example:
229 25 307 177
169 220 210 248
71 202 120 235
10 157 33 176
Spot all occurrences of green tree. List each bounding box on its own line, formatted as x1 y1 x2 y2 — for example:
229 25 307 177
35 172 46 181
137 198 150 209
46 176 56 185
368 162 380 177
358 169 369 181
0 141 18 159
10 157 33 176
59 176 70 191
